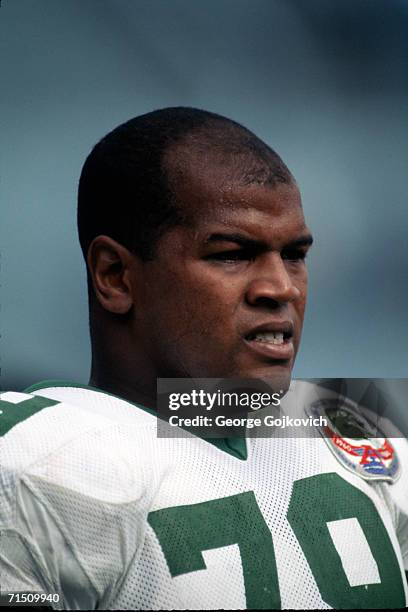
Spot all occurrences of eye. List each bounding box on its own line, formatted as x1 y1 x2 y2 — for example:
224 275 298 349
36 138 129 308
206 249 253 264
281 248 307 262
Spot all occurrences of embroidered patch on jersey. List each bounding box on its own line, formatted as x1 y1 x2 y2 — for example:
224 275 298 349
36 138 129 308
307 397 400 483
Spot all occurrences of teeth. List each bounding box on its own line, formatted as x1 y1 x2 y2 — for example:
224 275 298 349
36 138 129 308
251 332 285 345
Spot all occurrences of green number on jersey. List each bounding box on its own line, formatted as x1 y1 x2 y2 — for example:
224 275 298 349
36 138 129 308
148 473 405 609
287 472 405 609
148 491 280 609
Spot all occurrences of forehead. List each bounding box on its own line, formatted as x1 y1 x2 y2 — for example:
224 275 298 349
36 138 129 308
166 152 306 240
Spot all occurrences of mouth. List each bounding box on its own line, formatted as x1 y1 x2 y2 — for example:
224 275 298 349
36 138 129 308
243 322 295 362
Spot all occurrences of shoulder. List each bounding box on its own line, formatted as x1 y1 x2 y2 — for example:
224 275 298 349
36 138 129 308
289 379 408 441
0 385 154 506
0 386 151 608
289 380 408 513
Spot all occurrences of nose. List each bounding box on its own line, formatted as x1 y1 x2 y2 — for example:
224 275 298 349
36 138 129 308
245 254 301 308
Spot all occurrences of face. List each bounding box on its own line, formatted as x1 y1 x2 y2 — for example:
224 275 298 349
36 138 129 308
131 157 312 392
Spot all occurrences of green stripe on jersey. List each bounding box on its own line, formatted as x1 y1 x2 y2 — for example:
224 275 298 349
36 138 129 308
0 395 59 436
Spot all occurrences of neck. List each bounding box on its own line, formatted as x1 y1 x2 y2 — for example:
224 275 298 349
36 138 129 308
89 369 157 410
89 317 158 410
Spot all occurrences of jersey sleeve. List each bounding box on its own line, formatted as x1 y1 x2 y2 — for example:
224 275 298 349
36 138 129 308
0 469 98 609
0 391 149 610
390 437 408 574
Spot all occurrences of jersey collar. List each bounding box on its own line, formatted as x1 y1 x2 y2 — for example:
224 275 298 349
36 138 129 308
24 380 248 461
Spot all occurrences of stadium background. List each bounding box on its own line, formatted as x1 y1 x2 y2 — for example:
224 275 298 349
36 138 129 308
1 1 407 397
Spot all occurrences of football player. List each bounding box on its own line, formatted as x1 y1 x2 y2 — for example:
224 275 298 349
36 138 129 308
0 107 407 609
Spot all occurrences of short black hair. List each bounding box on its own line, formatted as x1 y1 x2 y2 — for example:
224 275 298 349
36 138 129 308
77 106 293 262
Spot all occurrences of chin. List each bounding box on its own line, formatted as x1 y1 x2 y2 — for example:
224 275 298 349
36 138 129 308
233 363 293 396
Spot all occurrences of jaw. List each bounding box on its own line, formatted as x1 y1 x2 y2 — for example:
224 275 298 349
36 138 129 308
217 350 295 395
240 366 293 395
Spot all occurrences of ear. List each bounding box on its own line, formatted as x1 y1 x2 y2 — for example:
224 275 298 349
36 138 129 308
87 236 135 314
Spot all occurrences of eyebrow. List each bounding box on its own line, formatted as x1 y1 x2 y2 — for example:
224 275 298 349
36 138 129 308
205 232 314 249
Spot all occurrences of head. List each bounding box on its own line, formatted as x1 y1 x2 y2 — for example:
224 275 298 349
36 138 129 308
78 107 312 404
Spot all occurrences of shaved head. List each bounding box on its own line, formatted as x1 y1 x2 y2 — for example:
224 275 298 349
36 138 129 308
164 121 294 192
78 107 294 264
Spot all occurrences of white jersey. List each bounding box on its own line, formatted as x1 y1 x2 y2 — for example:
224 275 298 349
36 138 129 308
0 380 407 610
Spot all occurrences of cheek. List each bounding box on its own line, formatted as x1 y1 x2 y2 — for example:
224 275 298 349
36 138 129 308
294 294 308 343
141 269 206 330
182 273 238 332
154 268 239 340
294 268 308 307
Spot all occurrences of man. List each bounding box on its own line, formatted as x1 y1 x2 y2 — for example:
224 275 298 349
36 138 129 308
79 107 310 404
0 108 407 609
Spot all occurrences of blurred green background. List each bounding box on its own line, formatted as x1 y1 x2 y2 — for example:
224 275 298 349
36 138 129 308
1 0 407 390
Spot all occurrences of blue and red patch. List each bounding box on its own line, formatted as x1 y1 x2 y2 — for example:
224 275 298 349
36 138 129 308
308 397 400 483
